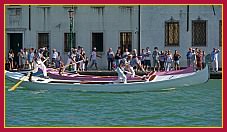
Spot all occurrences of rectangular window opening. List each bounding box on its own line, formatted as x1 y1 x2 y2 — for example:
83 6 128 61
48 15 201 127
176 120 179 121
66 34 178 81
165 21 179 46
38 33 49 49
192 20 207 47
120 32 132 52
64 33 76 52
92 33 103 52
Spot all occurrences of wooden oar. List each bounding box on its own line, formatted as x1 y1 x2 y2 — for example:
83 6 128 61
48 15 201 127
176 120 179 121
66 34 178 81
8 57 49 91
144 71 156 81
8 75 29 91
146 74 156 81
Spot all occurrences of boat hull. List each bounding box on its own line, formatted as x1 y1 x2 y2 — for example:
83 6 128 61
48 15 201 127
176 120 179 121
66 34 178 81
5 66 209 92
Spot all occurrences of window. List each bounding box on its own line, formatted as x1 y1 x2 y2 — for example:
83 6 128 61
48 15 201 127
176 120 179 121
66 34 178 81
38 33 49 49
92 33 103 52
64 33 76 52
219 20 222 46
120 32 132 52
91 6 104 15
192 20 207 46
165 21 179 46
8 8 22 26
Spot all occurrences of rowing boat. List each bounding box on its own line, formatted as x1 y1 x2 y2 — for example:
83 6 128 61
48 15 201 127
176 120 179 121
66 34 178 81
5 65 208 92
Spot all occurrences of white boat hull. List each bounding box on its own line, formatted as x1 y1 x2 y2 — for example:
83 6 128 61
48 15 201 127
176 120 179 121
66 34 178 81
5 66 209 92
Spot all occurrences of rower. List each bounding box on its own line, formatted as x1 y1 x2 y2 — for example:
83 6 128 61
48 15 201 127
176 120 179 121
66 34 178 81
125 63 135 78
115 61 127 84
28 50 49 82
58 61 64 75
63 48 78 73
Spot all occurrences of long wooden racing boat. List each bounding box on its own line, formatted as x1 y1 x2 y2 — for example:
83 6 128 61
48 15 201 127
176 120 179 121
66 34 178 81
5 65 208 92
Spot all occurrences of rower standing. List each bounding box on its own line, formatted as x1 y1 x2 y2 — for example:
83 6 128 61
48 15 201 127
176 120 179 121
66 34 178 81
63 48 77 73
28 50 48 82
115 61 127 84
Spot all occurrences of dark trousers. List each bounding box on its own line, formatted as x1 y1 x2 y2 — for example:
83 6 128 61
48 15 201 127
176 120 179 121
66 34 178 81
108 58 114 70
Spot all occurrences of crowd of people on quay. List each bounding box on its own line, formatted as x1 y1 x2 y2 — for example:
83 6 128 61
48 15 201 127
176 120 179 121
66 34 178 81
106 46 220 73
6 46 221 78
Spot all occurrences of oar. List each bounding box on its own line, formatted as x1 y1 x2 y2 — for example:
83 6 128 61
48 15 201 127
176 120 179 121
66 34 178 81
146 74 156 81
8 57 49 91
8 74 30 91
144 71 156 81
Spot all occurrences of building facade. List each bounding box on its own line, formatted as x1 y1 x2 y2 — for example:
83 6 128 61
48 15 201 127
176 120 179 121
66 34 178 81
5 5 222 69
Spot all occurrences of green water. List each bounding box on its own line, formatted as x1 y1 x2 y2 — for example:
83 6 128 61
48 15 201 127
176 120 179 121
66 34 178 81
5 79 222 127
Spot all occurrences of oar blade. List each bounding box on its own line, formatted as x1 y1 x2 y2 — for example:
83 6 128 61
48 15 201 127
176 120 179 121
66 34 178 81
8 76 27 91
8 80 23 91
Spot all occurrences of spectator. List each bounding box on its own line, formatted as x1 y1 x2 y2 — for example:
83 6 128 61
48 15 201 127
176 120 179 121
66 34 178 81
159 51 165 71
191 49 197 71
28 48 34 69
22 48 28 70
152 47 160 71
90 47 101 70
211 48 220 72
122 48 130 58
166 50 173 72
173 50 181 70
80 47 86 71
52 49 58 68
107 48 115 71
144 47 151 71
186 48 192 67
196 50 203 70
140 49 145 69
8 49 14 71
17 49 24 70
115 49 122 68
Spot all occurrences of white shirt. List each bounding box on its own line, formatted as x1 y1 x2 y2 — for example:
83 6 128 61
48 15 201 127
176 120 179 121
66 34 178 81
91 51 97 60
52 51 58 59
211 50 220 61
166 54 172 63
144 50 151 60
123 52 130 58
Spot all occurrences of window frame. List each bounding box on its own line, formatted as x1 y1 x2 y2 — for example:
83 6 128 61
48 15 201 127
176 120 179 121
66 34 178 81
64 32 76 52
165 20 180 46
38 33 49 49
192 19 207 47
120 32 132 52
92 32 104 52
8 8 22 26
